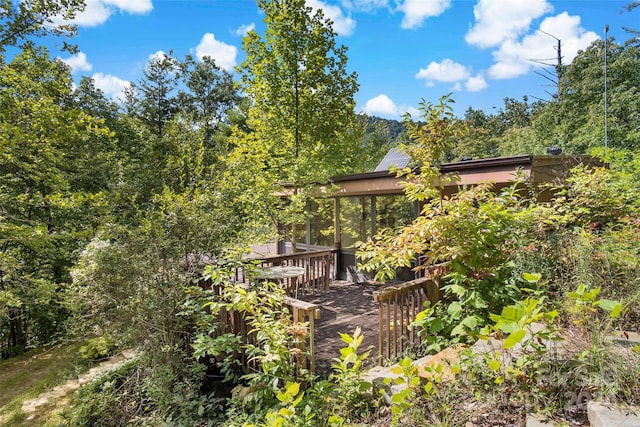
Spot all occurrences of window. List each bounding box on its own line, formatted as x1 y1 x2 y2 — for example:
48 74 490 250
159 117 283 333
308 198 334 247
375 195 416 233
339 196 372 249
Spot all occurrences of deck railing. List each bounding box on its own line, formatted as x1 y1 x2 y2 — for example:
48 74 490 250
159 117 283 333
236 249 337 295
374 276 441 364
202 280 320 374
283 296 321 373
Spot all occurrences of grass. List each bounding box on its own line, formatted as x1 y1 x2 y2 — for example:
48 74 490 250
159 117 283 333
0 340 92 427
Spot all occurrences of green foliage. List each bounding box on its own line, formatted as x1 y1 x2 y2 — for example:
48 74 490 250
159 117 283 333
177 55 240 145
0 0 84 57
356 97 640 424
225 326 378 427
559 38 640 152
354 115 397 173
552 148 640 226
385 357 421 426
234 0 361 250
246 382 317 427
125 53 179 138
328 326 374 421
0 46 114 357
63 359 145 426
1 1 639 422
362 182 542 352
238 0 360 184
566 283 623 328
452 97 547 159
396 93 466 202
67 167 264 421
446 35 640 159
79 335 117 360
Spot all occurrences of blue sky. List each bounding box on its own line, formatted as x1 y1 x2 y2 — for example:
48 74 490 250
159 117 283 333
55 0 637 119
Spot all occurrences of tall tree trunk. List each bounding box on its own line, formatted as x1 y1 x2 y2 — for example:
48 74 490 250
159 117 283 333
291 187 298 253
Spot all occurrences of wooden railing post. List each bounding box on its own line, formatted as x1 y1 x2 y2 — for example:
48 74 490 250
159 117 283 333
284 296 320 374
374 277 441 364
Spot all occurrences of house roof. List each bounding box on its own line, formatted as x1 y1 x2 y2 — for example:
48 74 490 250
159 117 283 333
374 147 410 172
327 154 591 197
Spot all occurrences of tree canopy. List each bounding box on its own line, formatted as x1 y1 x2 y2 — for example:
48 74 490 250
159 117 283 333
237 0 359 185
232 0 361 249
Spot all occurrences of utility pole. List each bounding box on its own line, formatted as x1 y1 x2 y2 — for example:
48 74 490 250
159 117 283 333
529 30 563 102
604 24 609 149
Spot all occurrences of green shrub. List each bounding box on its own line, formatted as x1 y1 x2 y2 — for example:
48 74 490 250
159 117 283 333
79 335 117 360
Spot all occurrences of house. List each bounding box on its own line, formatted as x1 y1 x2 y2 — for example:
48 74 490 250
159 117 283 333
274 151 592 281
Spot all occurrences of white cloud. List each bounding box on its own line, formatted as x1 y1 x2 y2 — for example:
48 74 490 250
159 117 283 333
342 0 389 12
414 59 486 92
195 33 238 72
405 106 420 117
488 12 598 79
148 50 168 62
465 73 488 91
68 0 110 26
63 0 152 27
91 72 131 100
235 23 255 36
487 40 531 79
102 0 153 14
307 0 356 36
59 52 92 73
398 0 451 30
362 94 416 117
465 0 552 48
415 58 471 83
363 94 397 115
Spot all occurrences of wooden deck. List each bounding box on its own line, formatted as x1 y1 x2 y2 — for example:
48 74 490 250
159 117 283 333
297 280 383 375
223 250 441 376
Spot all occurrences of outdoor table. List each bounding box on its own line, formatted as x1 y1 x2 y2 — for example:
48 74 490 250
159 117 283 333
254 265 306 298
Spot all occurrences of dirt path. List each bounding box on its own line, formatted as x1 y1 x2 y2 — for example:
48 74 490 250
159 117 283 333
19 349 139 421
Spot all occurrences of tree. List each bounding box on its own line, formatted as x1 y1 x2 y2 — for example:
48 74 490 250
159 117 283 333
122 53 244 204
235 0 360 250
622 1 640 43
176 55 239 147
354 115 395 172
0 0 84 58
0 47 112 356
126 53 179 139
398 94 466 202
558 38 640 152
358 96 540 349
451 97 546 160
452 107 498 160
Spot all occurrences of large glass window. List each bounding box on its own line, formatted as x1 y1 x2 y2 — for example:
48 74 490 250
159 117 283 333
339 196 372 249
308 198 334 247
375 195 416 233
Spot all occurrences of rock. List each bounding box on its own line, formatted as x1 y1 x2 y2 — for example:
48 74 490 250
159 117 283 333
121 349 139 359
362 364 408 405
362 345 466 406
417 344 465 381
588 401 640 427
472 323 555 356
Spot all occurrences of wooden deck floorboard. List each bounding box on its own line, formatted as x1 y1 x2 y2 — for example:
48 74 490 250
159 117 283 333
297 280 384 375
